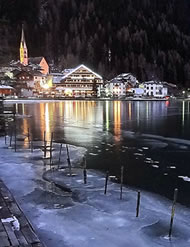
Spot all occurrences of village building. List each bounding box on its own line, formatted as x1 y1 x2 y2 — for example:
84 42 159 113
29 57 49 75
19 25 49 75
103 73 138 98
14 70 46 97
53 64 103 97
0 85 14 96
140 81 168 98
104 80 126 98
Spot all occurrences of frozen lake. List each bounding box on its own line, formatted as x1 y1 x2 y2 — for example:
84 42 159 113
0 99 190 247
5 99 190 205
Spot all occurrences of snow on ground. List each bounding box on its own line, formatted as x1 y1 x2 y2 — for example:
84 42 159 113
0 138 190 247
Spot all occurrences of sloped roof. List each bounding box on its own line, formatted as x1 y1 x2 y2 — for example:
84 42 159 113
29 70 44 76
0 85 14 89
109 73 138 87
29 57 44 65
61 64 102 80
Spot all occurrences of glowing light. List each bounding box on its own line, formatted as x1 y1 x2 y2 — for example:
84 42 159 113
65 89 72 96
165 100 169 107
42 84 49 89
106 101 109 130
45 103 50 141
113 101 121 143
128 102 132 120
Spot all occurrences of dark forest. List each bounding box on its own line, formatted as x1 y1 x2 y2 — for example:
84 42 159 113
0 0 190 85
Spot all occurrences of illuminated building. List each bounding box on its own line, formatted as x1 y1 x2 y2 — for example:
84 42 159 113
19 25 49 75
14 70 46 97
53 64 103 97
104 73 138 98
20 24 28 66
141 81 168 98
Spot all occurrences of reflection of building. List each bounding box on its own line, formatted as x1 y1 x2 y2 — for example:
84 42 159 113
53 64 103 97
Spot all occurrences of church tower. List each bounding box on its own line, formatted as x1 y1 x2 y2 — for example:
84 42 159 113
20 24 28 66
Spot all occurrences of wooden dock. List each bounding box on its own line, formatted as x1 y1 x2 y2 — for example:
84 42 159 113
0 180 45 247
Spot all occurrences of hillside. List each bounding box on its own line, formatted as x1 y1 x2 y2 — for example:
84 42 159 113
0 0 190 85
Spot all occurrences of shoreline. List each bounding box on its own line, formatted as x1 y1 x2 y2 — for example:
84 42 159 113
4 97 169 103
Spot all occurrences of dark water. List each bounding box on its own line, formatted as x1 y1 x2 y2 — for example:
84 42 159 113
12 100 190 206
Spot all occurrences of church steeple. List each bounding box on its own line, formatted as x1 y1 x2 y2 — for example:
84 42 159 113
20 24 28 66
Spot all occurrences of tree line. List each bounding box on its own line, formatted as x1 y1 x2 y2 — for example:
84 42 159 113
0 0 190 86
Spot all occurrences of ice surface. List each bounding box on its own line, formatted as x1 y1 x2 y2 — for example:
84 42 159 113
0 137 190 247
178 176 190 182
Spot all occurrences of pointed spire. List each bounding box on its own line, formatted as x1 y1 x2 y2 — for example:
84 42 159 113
20 24 28 66
21 24 25 43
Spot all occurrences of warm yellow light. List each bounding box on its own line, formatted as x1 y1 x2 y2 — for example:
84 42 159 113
42 84 49 89
65 89 72 96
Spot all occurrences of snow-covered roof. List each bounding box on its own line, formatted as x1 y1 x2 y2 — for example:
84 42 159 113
51 73 65 84
61 64 102 80
109 73 138 87
0 85 14 89
55 86 65 90
29 57 44 65
143 81 175 87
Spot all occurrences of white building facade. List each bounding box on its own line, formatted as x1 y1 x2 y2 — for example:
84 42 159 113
53 64 103 97
105 81 126 97
141 81 168 98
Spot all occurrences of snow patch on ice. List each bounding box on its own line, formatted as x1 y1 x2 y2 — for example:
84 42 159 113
178 176 190 182
152 165 159 168
89 153 98 156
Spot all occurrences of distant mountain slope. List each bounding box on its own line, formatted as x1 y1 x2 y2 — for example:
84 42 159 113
0 0 190 85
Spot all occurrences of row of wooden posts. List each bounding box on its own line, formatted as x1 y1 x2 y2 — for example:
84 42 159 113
5 127 178 239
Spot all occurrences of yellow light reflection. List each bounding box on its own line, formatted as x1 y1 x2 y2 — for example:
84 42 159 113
23 118 29 147
128 102 132 120
45 103 51 141
22 104 25 115
114 101 121 142
106 101 109 130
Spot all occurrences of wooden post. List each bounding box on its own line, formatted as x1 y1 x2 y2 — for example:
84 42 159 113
169 188 178 239
58 143 62 169
31 138 33 153
4 130 7 145
9 130 12 147
120 166 124 200
83 168 87 184
104 171 109 195
136 191 141 217
66 144 72 176
50 132 53 167
14 124 17 152
27 128 30 148
83 157 87 184
43 131 46 158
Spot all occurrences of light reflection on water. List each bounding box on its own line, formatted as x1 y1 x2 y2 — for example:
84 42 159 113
13 100 190 205
14 100 190 143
